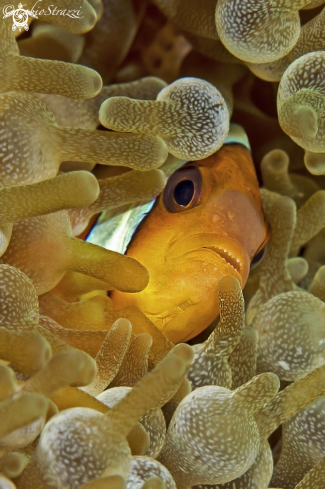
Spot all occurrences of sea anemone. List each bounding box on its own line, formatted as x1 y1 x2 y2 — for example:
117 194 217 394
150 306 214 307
1 1 325 488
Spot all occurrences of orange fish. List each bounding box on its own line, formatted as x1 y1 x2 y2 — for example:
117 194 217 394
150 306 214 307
88 125 269 343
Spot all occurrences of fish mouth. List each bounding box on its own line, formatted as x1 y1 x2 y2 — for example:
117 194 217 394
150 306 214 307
169 233 251 284
202 246 241 274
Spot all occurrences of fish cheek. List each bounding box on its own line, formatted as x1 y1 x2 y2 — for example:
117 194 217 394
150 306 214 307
111 258 224 343
166 303 221 343
155 258 232 342
162 262 223 343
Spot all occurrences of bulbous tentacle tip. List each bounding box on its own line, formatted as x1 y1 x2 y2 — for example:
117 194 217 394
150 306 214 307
287 257 309 284
234 372 280 415
215 0 305 64
142 476 167 489
261 149 289 174
171 343 194 366
91 70 103 95
111 317 133 336
292 105 318 139
217 274 241 294
65 2 98 35
146 136 169 170
304 151 325 175
69 171 100 206
311 265 325 286
87 0 104 19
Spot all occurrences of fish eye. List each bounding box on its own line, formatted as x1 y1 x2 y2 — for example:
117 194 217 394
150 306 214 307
163 166 202 213
251 243 268 269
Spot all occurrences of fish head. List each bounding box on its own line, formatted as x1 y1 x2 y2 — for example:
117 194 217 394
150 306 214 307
112 141 269 343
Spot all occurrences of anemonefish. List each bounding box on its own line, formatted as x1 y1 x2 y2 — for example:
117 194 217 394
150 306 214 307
87 125 269 344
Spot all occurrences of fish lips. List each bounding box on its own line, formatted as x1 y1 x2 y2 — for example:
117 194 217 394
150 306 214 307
168 233 251 286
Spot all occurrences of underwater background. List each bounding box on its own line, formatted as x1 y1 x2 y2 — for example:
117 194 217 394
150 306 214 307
0 0 325 487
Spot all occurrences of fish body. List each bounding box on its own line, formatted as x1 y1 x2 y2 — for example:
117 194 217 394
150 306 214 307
88 125 269 343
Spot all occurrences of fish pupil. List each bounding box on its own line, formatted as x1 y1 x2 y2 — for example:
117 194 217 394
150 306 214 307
174 180 194 207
